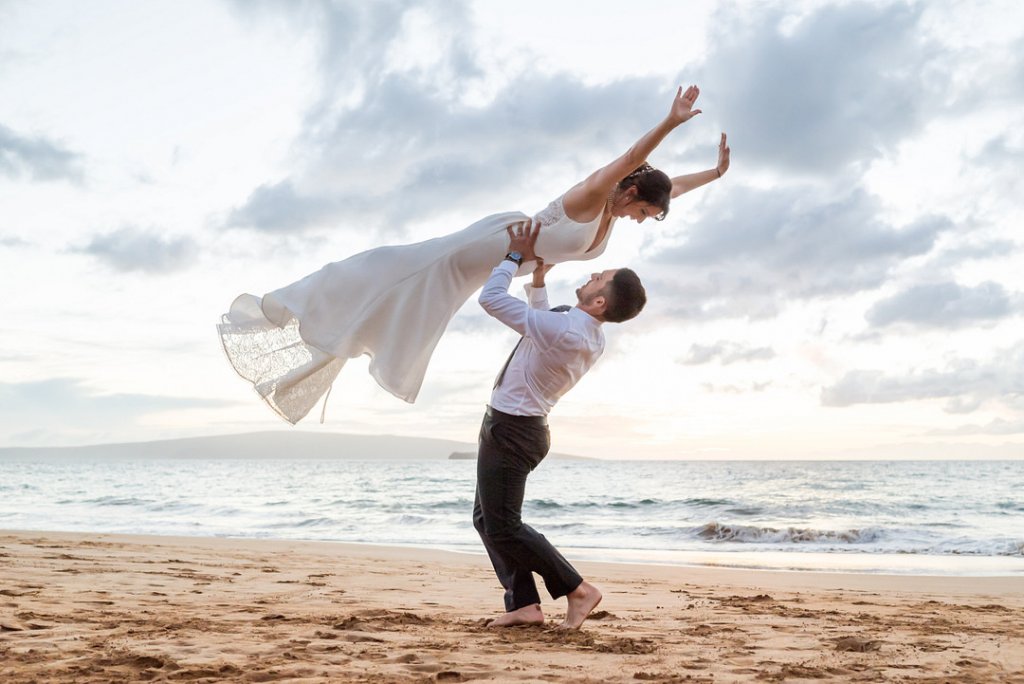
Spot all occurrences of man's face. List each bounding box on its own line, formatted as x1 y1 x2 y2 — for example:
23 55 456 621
576 269 618 304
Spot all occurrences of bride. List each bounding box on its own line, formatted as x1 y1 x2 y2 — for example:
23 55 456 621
219 85 730 423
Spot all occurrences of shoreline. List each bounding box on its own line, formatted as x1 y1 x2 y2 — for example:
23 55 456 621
2 529 1023 682
5 527 1022 579
12 529 1023 594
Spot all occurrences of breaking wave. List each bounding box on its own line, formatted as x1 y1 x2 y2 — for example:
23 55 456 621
696 522 883 545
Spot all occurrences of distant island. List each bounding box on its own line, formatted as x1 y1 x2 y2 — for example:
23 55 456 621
0 432 589 461
449 451 591 461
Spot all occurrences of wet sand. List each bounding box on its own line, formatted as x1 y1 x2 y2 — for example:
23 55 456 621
1 530 1022 682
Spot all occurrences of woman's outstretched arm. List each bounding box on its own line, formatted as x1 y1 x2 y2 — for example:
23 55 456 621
563 85 702 221
670 132 730 198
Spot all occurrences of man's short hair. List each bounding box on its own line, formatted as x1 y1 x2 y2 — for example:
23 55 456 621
602 268 646 323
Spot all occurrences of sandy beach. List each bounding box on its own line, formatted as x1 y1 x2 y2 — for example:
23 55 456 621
0 531 1021 683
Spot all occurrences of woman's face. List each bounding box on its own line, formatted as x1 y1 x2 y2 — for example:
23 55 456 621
618 198 661 223
611 186 662 223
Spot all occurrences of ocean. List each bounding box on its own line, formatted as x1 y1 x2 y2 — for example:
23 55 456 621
1 456 1021 576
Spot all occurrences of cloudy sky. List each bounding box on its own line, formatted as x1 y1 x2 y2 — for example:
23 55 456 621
1 0 1023 459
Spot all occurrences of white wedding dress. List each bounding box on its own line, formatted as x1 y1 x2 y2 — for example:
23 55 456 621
218 194 614 423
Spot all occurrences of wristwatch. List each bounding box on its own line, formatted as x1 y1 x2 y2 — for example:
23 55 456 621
504 251 523 265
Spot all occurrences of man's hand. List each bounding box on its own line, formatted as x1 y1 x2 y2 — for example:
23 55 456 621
532 259 554 287
506 218 541 264
716 132 730 177
668 85 702 126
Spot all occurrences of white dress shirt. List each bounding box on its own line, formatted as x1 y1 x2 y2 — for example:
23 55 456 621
479 260 605 417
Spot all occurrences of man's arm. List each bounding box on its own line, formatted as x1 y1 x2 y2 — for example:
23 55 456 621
479 260 529 335
479 221 565 348
524 259 554 310
478 219 543 334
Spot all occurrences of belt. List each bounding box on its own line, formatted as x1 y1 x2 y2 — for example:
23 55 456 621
485 405 548 426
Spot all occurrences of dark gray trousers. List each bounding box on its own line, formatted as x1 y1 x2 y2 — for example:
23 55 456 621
472 407 583 612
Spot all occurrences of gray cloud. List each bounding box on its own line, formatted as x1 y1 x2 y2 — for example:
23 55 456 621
224 1 671 234
226 180 340 233
964 133 1024 213
1015 36 1024 94
1 235 29 248
0 123 83 182
650 278 782 322
975 134 1024 167
866 281 1019 328
925 239 1018 273
696 2 944 175
75 227 199 274
660 189 943 281
821 342 1024 413
682 340 775 365
648 187 950 318
229 72 665 234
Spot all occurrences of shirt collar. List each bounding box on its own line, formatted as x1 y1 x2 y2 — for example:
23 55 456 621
569 306 603 327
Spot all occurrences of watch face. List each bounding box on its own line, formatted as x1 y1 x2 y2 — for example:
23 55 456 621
508 251 522 261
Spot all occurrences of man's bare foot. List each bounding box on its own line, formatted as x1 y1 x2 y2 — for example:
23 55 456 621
486 603 544 628
560 581 602 629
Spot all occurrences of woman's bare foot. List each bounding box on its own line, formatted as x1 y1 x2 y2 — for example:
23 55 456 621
486 603 544 628
561 581 602 629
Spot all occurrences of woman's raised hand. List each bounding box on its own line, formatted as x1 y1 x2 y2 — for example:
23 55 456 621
668 85 702 125
717 132 730 177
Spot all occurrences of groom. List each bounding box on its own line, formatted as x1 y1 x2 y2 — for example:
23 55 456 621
473 218 646 629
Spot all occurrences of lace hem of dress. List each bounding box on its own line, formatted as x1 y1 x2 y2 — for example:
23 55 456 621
218 294 344 425
534 195 566 228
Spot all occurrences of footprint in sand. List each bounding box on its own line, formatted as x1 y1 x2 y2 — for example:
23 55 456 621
834 636 882 652
343 634 385 643
588 610 616 620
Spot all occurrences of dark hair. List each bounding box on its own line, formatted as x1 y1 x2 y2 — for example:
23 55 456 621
617 163 672 220
601 268 647 323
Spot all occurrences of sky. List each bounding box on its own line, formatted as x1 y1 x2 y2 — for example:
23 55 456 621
1 0 1023 459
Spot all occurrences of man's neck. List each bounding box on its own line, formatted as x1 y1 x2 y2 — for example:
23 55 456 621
575 304 605 323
